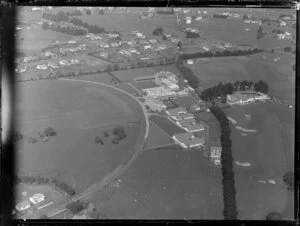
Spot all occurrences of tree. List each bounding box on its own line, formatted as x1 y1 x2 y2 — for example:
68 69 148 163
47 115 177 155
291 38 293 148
177 41 182 50
152 27 163 36
42 22 50 30
266 212 283 220
86 9 92 15
44 127 57 137
224 82 234 94
162 34 168 40
95 136 104 145
254 80 269 94
103 131 109 137
283 171 294 191
243 14 248 20
283 46 291 52
66 201 88 215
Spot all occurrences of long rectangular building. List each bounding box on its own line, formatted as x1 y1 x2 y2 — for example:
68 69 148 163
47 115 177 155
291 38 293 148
172 132 205 149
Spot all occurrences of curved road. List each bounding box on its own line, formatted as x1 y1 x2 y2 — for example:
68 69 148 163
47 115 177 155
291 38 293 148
47 78 150 218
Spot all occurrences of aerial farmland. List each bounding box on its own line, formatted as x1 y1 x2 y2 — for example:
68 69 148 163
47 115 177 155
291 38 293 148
13 6 295 221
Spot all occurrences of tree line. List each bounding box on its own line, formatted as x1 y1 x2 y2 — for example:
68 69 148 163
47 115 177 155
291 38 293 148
42 11 106 35
42 21 87 36
175 59 199 89
69 17 105 34
178 47 264 61
14 175 75 196
199 80 269 102
210 106 238 219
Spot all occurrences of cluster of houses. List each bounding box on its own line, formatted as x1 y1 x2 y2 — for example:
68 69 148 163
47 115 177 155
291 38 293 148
35 58 80 71
226 91 270 105
244 19 262 25
276 31 293 40
15 193 46 212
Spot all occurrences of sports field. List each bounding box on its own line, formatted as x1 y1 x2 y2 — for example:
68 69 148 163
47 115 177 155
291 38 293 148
15 80 146 193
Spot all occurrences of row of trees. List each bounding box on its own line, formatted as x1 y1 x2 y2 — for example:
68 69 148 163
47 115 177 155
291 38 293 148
186 31 200 39
69 17 105 34
209 106 238 219
199 80 269 102
42 21 87 36
178 47 264 61
152 27 164 36
175 59 200 89
15 175 75 196
42 11 69 22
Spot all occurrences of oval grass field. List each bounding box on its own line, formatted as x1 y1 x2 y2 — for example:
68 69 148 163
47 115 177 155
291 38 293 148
15 80 146 192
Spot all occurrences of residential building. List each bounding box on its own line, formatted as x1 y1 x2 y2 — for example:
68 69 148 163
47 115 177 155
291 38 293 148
280 21 287 26
48 62 59 68
15 201 31 211
36 64 47 70
172 132 205 148
29 193 46 204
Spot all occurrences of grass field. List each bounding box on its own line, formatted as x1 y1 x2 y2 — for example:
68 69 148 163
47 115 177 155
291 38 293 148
225 102 294 219
143 121 174 150
113 83 139 94
188 54 295 105
74 72 115 85
93 148 223 219
131 81 159 90
15 80 146 193
149 115 185 136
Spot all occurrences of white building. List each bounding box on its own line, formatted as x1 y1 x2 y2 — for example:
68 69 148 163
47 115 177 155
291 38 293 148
29 193 46 204
16 201 31 211
36 64 47 70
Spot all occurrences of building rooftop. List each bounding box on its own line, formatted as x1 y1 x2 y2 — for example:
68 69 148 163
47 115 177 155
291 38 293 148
166 107 187 115
173 132 205 146
178 118 205 131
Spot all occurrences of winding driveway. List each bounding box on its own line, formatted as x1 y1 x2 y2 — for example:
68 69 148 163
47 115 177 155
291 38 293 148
47 78 150 218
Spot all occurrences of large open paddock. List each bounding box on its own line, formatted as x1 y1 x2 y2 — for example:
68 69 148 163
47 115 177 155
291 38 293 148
15 80 146 193
93 148 223 219
188 54 295 105
225 103 294 219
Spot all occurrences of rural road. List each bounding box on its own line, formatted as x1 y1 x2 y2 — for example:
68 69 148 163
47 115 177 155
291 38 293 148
47 78 150 218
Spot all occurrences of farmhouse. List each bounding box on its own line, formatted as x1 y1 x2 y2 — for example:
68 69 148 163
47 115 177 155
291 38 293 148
173 132 205 149
29 193 46 204
227 91 270 105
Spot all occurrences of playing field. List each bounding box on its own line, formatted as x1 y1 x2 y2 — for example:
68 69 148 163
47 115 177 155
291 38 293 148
15 80 146 193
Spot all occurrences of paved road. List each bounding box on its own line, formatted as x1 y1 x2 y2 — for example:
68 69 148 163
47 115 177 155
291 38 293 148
46 78 150 218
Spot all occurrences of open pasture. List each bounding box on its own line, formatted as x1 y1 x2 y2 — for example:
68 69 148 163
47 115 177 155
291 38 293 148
15 80 146 192
226 103 294 219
